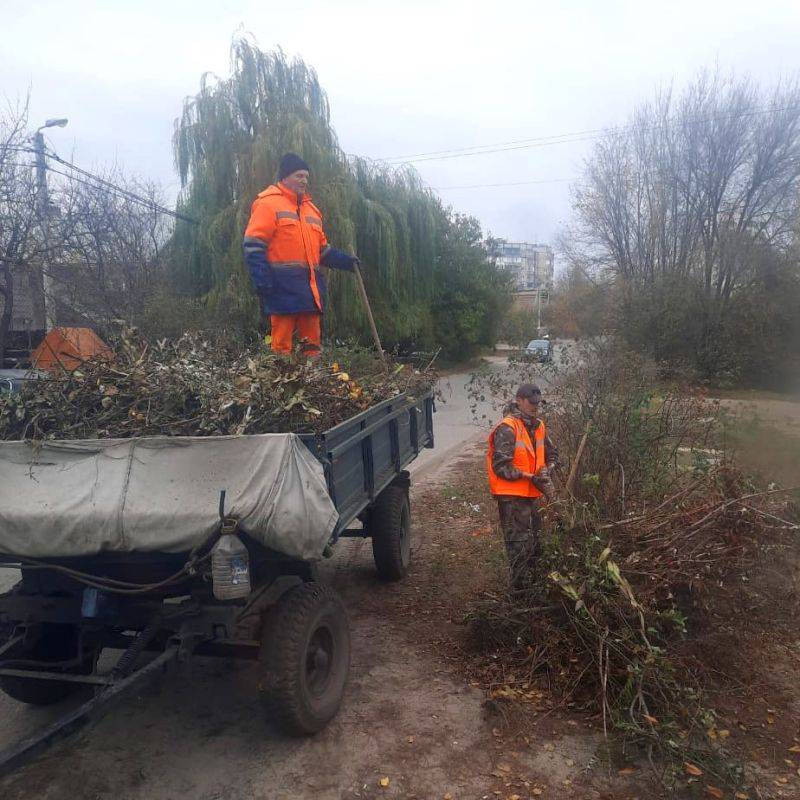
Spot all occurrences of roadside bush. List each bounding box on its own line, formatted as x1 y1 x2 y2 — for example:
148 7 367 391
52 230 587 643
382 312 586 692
615 268 800 391
497 308 538 348
466 338 798 793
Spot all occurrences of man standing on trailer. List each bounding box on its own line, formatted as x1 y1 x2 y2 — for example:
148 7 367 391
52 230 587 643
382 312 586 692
486 383 558 588
243 153 359 356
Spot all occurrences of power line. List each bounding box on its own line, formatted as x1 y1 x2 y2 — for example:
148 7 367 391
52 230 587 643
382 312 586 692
45 151 198 225
434 178 572 190
39 164 196 224
378 103 800 165
3 145 198 224
385 133 597 163
393 134 599 164
383 128 607 161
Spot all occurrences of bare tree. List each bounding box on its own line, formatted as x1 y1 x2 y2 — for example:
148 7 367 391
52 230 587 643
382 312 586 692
0 98 47 366
53 168 171 326
572 70 800 381
0 99 172 365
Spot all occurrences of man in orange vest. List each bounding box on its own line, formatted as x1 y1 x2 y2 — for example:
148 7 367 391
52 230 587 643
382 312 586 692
487 383 558 588
243 153 360 356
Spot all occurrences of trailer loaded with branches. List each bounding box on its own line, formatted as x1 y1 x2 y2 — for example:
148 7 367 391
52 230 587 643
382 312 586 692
0 387 434 774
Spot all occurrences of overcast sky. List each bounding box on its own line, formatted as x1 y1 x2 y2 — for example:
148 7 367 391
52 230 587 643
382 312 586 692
4 0 800 251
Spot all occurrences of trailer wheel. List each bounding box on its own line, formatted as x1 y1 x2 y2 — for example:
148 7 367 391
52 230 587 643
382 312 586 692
259 581 350 736
0 624 94 706
370 485 411 581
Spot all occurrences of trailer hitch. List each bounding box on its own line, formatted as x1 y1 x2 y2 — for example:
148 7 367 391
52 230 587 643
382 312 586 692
0 644 180 778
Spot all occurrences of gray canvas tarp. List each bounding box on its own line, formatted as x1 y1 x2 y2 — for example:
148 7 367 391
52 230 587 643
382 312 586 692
0 434 338 561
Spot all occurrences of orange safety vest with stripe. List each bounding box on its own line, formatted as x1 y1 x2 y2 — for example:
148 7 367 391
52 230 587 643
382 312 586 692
243 183 331 315
486 416 546 499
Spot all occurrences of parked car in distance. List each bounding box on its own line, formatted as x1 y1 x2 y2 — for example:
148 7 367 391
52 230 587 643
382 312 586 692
524 339 552 362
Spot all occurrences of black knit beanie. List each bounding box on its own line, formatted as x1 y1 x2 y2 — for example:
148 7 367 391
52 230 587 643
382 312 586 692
278 153 310 181
516 383 542 401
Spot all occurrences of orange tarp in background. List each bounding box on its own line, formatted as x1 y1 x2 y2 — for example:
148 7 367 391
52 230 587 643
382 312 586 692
32 327 112 372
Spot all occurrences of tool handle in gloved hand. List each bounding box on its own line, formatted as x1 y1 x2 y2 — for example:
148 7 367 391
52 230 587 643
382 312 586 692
353 262 388 374
532 468 557 502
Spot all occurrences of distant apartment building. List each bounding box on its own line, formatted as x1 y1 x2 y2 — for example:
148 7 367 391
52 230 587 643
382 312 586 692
492 241 554 292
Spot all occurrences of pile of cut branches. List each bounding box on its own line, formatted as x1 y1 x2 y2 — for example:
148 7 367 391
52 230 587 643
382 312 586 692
466 338 799 791
0 328 434 441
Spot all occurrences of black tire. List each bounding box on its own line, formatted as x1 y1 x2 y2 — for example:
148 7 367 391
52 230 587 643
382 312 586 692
0 624 94 706
259 582 350 736
370 485 411 581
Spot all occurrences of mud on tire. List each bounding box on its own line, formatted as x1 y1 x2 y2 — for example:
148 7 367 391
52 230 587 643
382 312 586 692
259 582 350 736
370 485 411 582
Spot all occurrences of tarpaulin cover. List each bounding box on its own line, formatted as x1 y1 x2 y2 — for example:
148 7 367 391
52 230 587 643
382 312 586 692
0 434 338 561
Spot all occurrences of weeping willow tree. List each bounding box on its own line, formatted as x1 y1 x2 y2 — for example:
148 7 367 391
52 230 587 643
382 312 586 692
170 38 510 355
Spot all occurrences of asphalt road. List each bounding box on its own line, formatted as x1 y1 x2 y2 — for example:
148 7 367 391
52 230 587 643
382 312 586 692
409 357 502 478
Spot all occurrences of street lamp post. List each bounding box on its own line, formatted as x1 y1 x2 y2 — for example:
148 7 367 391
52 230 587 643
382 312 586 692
34 118 68 332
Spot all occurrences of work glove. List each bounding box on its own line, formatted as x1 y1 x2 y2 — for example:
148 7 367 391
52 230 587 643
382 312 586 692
531 467 557 502
321 248 359 272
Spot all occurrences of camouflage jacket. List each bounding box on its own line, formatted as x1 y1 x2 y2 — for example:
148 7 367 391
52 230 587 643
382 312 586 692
491 403 558 482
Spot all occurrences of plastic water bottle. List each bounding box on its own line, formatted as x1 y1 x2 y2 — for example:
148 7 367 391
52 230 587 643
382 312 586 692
211 533 251 600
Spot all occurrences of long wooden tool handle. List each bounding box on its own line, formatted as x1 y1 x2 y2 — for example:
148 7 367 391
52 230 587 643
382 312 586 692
354 263 388 374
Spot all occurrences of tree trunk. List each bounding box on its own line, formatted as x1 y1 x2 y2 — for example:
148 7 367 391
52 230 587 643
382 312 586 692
0 262 13 368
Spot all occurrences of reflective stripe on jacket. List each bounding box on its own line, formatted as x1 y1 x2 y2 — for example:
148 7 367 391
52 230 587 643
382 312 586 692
243 183 333 315
487 415 546 498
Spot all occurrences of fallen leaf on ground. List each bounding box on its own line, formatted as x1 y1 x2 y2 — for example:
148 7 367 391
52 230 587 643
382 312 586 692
444 794 452 800
789 745 800 753
643 714 658 725
532 790 543 797
496 763 512 773
618 767 637 775
685 763 704 777
734 793 749 799
379 777 390 788
705 786 723 799
407 736 415 744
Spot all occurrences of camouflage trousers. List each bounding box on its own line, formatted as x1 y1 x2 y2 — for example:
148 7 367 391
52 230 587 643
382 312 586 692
496 497 542 589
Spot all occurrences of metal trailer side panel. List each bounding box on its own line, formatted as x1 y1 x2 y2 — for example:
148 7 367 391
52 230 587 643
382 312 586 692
299 390 434 537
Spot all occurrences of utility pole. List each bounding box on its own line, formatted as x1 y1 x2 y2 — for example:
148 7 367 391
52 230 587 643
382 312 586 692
33 118 68 332
536 286 542 334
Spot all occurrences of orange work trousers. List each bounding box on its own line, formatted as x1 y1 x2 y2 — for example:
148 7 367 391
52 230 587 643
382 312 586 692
269 313 322 356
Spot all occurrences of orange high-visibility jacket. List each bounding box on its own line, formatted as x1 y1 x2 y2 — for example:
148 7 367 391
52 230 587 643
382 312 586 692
486 416 546 498
243 183 332 315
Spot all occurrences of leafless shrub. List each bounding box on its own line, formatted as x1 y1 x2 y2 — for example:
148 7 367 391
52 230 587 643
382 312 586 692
466 339 798 792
